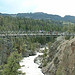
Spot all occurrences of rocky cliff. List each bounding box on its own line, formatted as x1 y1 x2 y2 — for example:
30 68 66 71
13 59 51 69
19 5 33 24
41 36 75 75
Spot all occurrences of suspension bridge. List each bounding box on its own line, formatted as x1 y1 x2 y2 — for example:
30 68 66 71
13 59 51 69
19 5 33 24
0 31 74 37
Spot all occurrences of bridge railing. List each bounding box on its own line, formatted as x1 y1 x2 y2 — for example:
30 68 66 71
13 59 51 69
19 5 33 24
0 31 75 36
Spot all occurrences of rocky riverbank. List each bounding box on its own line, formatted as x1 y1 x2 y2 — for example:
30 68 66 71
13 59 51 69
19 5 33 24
39 36 75 75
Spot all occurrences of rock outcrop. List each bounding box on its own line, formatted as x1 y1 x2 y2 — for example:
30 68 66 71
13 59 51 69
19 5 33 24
41 36 75 75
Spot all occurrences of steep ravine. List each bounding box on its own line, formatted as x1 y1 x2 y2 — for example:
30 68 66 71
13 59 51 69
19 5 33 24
19 48 45 75
41 36 75 75
19 36 75 75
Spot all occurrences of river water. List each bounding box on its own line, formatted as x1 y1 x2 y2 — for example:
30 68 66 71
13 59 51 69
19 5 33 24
19 52 44 75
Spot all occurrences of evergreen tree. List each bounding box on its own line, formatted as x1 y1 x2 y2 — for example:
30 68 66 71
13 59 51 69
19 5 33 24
2 51 23 75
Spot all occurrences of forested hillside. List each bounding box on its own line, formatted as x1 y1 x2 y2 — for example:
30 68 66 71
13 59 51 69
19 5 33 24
0 15 75 75
0 15 63 31
0 12 75 23
0 15 59 75
17 13 75 23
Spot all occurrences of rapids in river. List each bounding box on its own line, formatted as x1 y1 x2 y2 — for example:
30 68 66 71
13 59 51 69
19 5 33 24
19 52 44 75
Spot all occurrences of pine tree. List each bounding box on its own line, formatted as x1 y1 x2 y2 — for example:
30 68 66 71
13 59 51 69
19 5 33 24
2 51 23 75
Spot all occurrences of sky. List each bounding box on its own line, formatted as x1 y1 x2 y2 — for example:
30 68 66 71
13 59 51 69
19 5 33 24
0 0 75 17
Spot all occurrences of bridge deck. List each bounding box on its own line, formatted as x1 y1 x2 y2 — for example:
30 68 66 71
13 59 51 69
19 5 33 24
0 31 74 37
0 33 75 37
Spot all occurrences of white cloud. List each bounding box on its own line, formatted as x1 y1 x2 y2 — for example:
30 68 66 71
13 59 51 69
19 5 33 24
33 0 75 16
0 0 75 16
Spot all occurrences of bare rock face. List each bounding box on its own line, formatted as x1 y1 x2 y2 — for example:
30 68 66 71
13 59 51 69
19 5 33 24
42 37 75 75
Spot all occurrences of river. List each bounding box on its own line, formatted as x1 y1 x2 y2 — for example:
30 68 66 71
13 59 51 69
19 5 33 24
19 52 44 75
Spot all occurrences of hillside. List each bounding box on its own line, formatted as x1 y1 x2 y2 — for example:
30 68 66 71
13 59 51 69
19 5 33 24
41 36 75 75
0 15 63 31
0 12 75 22
17 12 75 22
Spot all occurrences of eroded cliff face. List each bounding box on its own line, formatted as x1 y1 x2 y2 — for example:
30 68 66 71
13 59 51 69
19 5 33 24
41 37 75 75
